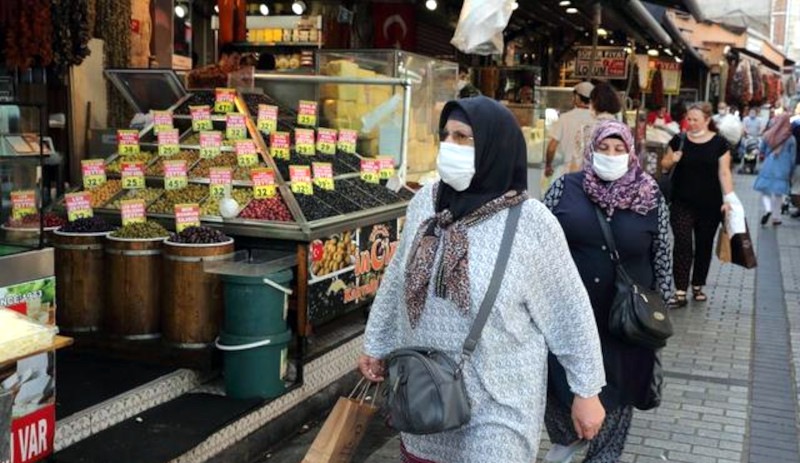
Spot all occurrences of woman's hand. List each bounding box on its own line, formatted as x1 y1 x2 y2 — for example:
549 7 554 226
358 354 386 382
571 395 606 440
672 150 683 163
721 202 732 214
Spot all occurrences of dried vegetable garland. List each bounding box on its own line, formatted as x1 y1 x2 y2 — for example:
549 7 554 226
96 0 132 127
751 64 763 104
51 0 91 75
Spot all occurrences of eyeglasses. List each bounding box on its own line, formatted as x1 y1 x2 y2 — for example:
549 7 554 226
438 129 474 145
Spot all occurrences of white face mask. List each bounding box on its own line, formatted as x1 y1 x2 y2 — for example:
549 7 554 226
592 152 629 181
456 80 468 91
689 129 706 137
437 142 476 191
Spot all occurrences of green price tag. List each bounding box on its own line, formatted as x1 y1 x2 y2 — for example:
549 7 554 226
291 182 314 195
226 126 247 140
119 144 140 156
237 153 258 167
159 144 180 156
209 184 226 198
165 176 188 190
193 118 213 132
253 184 277 199
123 176 145 189
360 172 379 184
296 143 315 156
215 88 237 113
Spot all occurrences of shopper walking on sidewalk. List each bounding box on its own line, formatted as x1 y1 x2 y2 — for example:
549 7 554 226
358 97 606 463
754 113 796 226
660 102 737 307
543 120 672 463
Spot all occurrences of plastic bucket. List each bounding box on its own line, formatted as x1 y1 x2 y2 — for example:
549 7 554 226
221 269 293 337
216 329 292 399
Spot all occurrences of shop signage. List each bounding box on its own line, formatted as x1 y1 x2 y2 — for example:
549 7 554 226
378 156 395 180
191 105 213 132
9 365 55 463
157 129 180 156
10 190 36 220
0 277 56 323
163 160 188 190
270 132 290 160
573 46 628 80
81 159 106 189
121 162 145 189
209 168 232 198
257 104 278 134
295 128 316 156
214 87 237 113
152 110 173 135
251 168 277 199
360 159 380 184
337 129 358 154
65 192 93 222
226 114 247 140
235 140 259 167
117 130 140 155
645 60 682 96
199 131 222 159
120 199 146 225
312 162 334 190
316 128 337 155
174 203 201 232
297 100 318 127
290 165 313 195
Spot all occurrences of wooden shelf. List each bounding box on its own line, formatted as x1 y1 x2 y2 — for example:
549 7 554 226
0 335 73 367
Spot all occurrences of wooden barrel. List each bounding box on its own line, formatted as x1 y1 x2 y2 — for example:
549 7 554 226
104 235 164 339
162 239 235 348
53 231 107 333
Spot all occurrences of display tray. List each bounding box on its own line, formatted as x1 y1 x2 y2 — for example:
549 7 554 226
0 335 72 368
1 224 60 233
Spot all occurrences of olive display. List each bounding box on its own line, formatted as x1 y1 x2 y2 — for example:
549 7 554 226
272 151 355 181
334 180 384 209
294 194 341 222
190 153 238 178
396 188 416 201
314 189 362 214
110 221 170 239
342 178 403 205
173 91 234 115
311 231 357 277
200 188 253 216
233 164 267 182
335 151 363 171
108 188 164 209
106 152 154 174
182 132 240 146
146 150 200 176
168 226 231 244
59 217 115 233
6 213 66 229
147 185 207 214
238 198 293 222
241 92 297 132
88 179 122 208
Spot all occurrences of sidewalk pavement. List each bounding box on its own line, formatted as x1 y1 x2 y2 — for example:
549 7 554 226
259 174 800 463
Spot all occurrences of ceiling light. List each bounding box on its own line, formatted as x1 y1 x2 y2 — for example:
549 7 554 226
512 1 519 10
291 0 306 14
566 7 578 14
675 56 683 63
647 48 659 57
425 0 437 10
259 3 269 15
174 4 186 18
664 48 673 56
559 0 571 5
624 46 633 54
597 28 608 37
609 39 615 44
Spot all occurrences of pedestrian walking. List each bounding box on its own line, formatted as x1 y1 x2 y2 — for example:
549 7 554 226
543 120 672 463
358 96 607 463
754 114 797 226
546 81 595 177
660 102 737 307
583 81 622 147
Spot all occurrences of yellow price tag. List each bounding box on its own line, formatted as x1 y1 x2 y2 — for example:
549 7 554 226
314 178 335 190
159 144 180 156
83 175 106 189
291 182 314 195
360 172 379 184
226 127 247 140
119 144 140 155
271 147 289 160
123 176 145 189
296 144 315 156
200 146 220 159
165 176 188 190
238 153 258 167
209 184 226 198
193 119 213 132
253 184 277 199
297 113 316 127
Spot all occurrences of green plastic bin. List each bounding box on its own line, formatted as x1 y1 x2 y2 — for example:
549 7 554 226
216 329 292 399
221 269 293 337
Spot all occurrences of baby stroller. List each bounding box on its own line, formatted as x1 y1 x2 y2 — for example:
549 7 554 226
738 136 760 175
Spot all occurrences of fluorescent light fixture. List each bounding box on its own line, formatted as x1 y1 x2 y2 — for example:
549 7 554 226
559 0 571 5
647 48 659 57
566 7 578 14
426 0 437 10
291 0 306 15
174 4 186 18
259 3 269 15
597 28 608 36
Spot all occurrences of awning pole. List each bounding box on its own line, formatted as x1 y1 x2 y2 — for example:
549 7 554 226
589 2 602 79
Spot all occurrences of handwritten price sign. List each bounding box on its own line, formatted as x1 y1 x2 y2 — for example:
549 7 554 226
360 159 380 184
270 132 290 160
121 162 146 189
290 165 313 195
163 160 188 190
337 129 358 154
257 104 278 134
316 128 337 155
251 168 276 199
226 113 248 140
295 128 316 156
297 100 318 127
158 129 180 156
121 199 146 226
313 162 334 191
235 140 259 167
65 192 94 222
214 88 237 114
81 159 107 189
199 131 222 159
191 105 213 132
117 130 140 155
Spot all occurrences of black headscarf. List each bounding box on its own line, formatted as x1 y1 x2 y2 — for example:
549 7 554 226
436 96 528 220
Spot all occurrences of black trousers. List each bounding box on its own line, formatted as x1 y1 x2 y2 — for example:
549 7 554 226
670 201 722 291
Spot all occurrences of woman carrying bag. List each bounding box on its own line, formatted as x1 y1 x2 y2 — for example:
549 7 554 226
753 113 796 226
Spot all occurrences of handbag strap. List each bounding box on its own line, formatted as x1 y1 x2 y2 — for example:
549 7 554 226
593 206 636 285
460 203 522 362
665 133 686 179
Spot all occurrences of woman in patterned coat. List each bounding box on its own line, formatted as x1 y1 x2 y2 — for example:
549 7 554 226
543 120 673 462
357 96 607 463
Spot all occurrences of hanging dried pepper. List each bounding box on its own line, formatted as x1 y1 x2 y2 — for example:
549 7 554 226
96 0 132 127
751 65 763 104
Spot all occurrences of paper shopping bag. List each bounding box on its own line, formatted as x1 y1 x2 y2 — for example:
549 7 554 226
716 227 732 264
730 223 757 269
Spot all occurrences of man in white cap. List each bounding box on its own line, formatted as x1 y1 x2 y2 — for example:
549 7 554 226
545 81 595 177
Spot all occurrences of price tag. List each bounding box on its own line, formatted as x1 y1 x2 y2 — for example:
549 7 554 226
174 203 201 233
81 159 107 189
270 132 291 160
235 140 259 167
158 129 180 156
295 128 316 156
163 160 188 190
312 162 334 190
65 192 94 222
209 167 232 198
316 128 337 155
121 162 146 189
297 100 318 127
191 105 213 132
378 156 396 180
251 168 276 199
290 165 314 195
121 199 146 226
10 190 36 220
360 159 380 184
214 88 237 114
152 110 173 135
199 131 222 159
337 129 358 154
226 113 247 140
257 104 278 134
117 129 140 155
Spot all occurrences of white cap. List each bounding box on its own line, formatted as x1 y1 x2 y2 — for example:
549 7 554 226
574 81 594 99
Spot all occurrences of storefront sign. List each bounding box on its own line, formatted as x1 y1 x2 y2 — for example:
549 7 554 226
9 358 56 463
295 128 316 156
573 46 628 80
117 130 140 155
297 100 318 127
81 159 106 189
121 199 146 225
199 131 222 159
152 110 173 135
209 168 232 198
174 203 201 232
10 190 36 220
191 105 213 132
337 129 358 154
290 166 313 195
645 60 682 96
226 114 247 141
257 104 278 134
214 87 237 113
121 162 145 189
360 159 380 184
157 129 180 156
312 162 334 190
65 192 93 221
235 140 259 167
251 168 276 199
316 128 337 155
270 132 290 160
163 160 188 190
378 156 395 180
0 277 56 324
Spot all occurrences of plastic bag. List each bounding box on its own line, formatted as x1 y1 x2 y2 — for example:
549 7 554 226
717 114 743 147
451 0 514 55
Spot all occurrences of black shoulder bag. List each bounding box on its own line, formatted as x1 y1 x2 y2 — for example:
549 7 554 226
594 207 673 349
657 133 685 202
384 204 522 435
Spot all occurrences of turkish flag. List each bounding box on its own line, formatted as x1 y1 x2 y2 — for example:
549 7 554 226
372 2 416 50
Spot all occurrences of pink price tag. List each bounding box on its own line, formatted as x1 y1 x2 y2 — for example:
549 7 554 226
337 129 358 153
190 106 211 119
10 191 36 210
121 162 145 176
174 203 201 233
65 192 93 221
121 199 146 225
164 160 187 177
117 130 139 145
271 132 290 149
209 167 232 184
313 162 333 179
316 128 337 155
227 113 247 128
251 168 275 186
360 159 381 184
216 88 236 103
258 104 278 121
200 131 222 147
157 129 180 145
153 111 173 129
81 159 105 176
295 129 315 145
290 165 312 184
